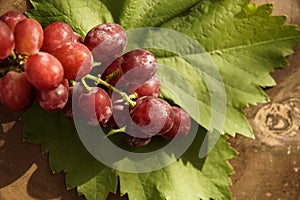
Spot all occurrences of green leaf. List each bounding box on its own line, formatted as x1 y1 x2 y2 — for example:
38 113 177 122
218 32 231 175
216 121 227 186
22 104 111 189
158 1 300 137
100 0 201 29
26 0 114 36
22 105 235 200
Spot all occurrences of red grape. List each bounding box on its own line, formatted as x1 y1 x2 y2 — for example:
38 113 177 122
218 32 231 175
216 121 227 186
127 75 161 98
52 42 93 80
14 18 43 55
24 52 64 90
128 96 174 137
0 71 33 111
104 95 129 129
0 21 14 59
101 56 124 86
36 79 69 112
42 22 73 53
78 87 112 126
63 83 85 118
162 106 191 139
0 11 26 32
124 134 152 147
121 49 157 83
72 32 83 43
84 23 127 62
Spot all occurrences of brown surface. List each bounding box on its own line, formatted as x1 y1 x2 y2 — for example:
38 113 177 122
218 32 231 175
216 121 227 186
230 1 300 200
0 0 300 200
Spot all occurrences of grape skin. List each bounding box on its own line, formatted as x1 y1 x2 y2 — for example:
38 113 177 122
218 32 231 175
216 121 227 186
129 96 174 137
162 106 191 139
52 42 93 80
84 23 128 62
121 49 157 84
104 95 129 129
0 21 14 59
127 75 161 98
0 11 26 32
14 18 43 55
124 134 152 147
0 71 33 111
101 56 124 87
42 22 74 53
78 87 112 126
63 83 86 118
36 79 69 112
24 52 64 90
72 32 84 43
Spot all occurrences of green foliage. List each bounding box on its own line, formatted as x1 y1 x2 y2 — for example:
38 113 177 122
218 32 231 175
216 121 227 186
22 105 235 200
23 0 300 199
159 1 300 137
26 0 114 36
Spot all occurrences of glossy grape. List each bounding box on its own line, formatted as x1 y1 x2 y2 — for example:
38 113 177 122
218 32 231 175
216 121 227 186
36 79 69 112
52 42 93 80
42 22 74 53
127 75 161 98
101 56 124 87
0 11 26 32
0 71 33 111
24 52 64 90
128 96 174 137
0 21 14 59
84 23 127 62
78 87 112 126
163 106 191 139
104 95 129 129
72 32 83 43
63 83 85 118
121 49 157 83
14 18 43 55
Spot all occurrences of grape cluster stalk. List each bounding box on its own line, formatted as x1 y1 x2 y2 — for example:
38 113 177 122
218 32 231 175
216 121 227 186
0 11 192 146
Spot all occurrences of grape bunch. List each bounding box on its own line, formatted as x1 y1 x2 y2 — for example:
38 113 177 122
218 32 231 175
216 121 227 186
0 11 192 147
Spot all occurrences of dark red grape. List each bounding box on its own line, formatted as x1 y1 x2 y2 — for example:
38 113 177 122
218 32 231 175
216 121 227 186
0 11 26 32
84 23 127 62
127 75 161 98
24 52 64 90
124 134 152 147
128 96 174 137
162 106 191 139
52 42 93 80
42 21 74 53
0 71 33 111
104 94 129 129
63 83 85 118
78 87 112 126
36 79 69 112
72 32 83 43
101 56 124 86
0 21 14 59
121 49 157 83
14 18 43 55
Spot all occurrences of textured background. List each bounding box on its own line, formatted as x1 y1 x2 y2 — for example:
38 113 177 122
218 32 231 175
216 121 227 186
0 0 299 199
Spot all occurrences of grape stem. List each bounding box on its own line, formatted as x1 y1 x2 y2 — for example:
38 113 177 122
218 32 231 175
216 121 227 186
82 74 136 108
